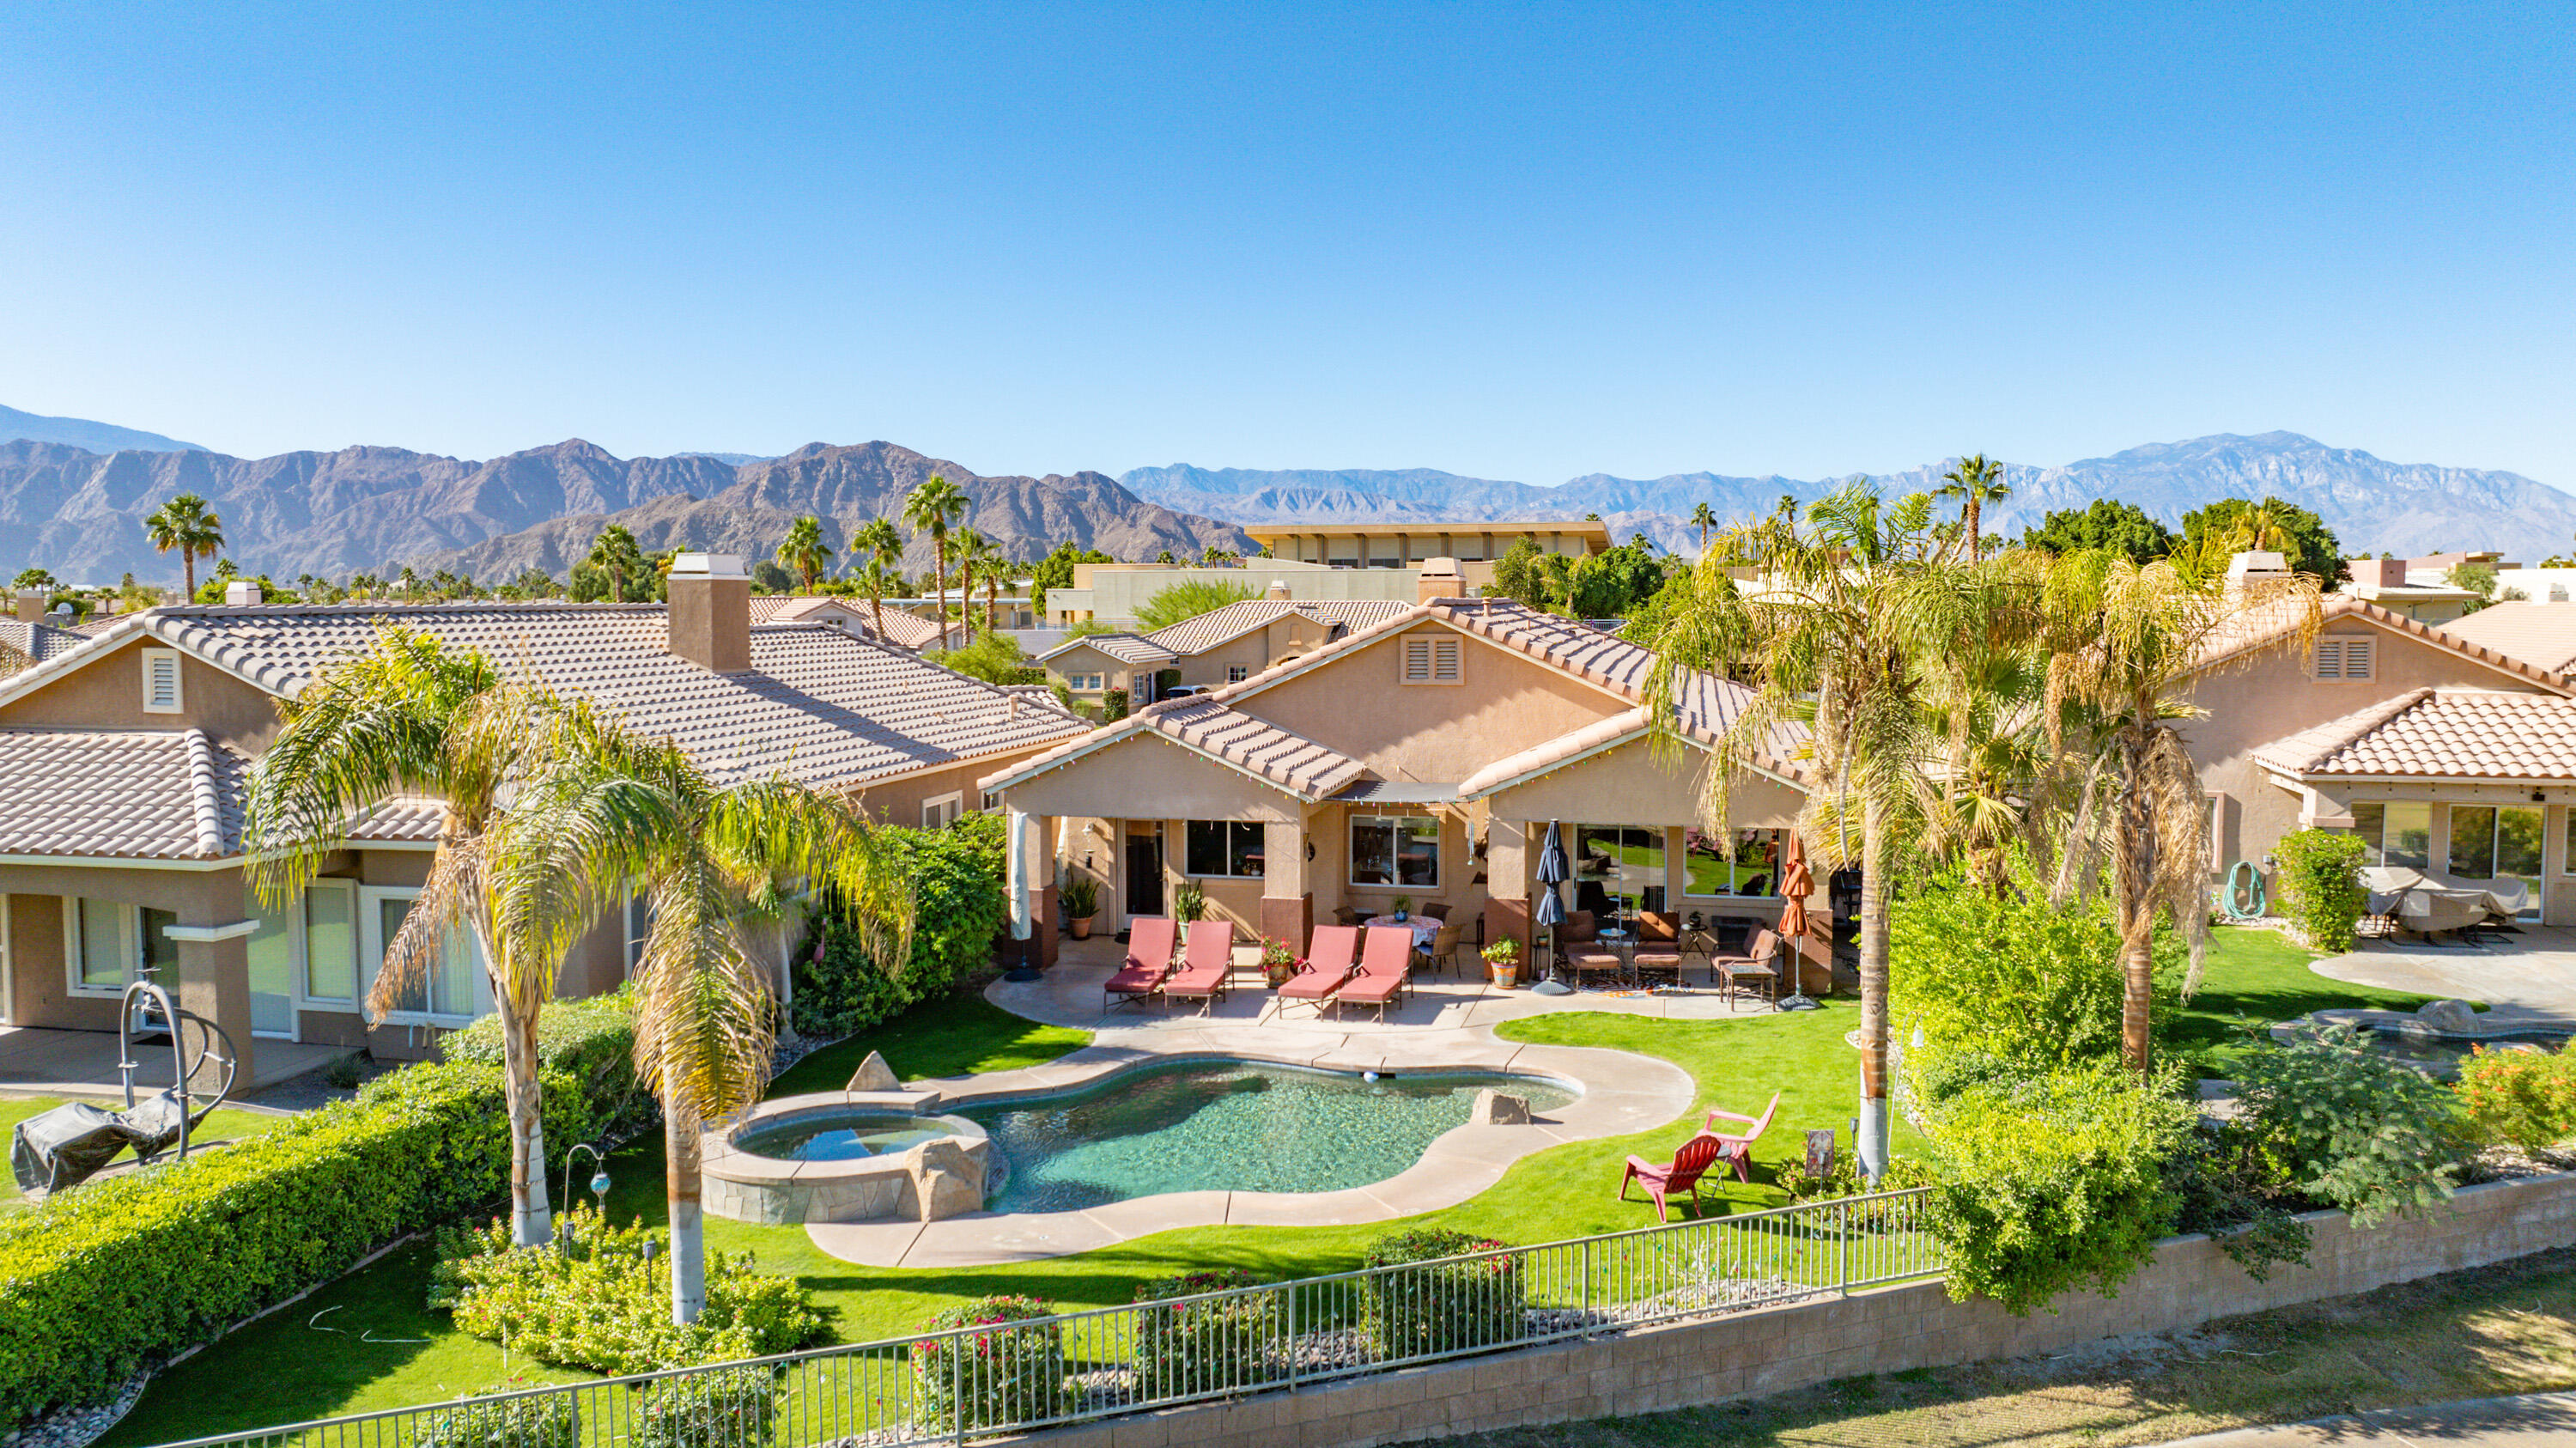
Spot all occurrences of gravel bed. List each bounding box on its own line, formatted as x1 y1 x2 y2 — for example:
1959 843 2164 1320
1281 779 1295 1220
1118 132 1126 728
2 1372 147 1448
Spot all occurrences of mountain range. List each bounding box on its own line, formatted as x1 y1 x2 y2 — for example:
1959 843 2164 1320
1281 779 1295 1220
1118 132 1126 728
3 407 2570 585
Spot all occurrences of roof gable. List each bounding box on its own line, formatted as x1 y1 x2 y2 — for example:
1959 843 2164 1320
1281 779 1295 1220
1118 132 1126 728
2253 688 2576 782
2195 595 2572 694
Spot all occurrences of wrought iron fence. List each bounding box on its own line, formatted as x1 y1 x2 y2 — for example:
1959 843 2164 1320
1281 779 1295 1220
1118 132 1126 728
149 1188 1939 1448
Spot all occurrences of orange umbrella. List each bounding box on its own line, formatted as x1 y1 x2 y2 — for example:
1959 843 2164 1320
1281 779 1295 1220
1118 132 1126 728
1778 831 1825 993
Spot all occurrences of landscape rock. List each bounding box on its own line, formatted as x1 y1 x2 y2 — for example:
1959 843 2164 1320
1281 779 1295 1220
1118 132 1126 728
2418 999 2482 1035
1472 1089 1530 1125
899 1137 988 1221
845 1050 901 1092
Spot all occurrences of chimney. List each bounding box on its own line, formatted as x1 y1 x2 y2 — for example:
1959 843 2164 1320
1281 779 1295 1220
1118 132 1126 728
1264 579 1292 600
13 592 39 624
223 580 263 606
1417 557 1463 605
2364 557 2408 587
666 553 751 672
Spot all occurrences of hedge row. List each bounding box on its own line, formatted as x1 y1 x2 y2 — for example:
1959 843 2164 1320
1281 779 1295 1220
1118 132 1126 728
790 813 1008 1041
0 1008 638 1428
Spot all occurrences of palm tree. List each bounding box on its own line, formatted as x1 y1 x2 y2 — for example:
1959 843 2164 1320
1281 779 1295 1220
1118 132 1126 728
950 529 1000 635
584 525 647 603
1690 502 1719 558
243 630 581 1248
508 718 912 1323
1643 480 2036 1181
1935 454 2010 563
902 476 969 650
143 494 225 599
850 517 904 640
2043 552 2319 1073
779 516 833 595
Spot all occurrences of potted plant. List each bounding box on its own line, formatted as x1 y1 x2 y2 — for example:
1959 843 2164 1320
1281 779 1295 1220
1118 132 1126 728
1173 879 1206 924
1059 872 1100 940
1481 937 1522 989
1261 936 1298 989
1392 893 1413 922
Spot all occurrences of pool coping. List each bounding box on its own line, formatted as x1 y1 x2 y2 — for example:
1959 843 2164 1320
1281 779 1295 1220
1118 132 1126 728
802 1025 1696 1269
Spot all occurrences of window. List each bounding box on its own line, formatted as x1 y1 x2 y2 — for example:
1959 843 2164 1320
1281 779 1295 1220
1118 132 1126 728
1401 636 1462 684
1571 825 1666 917
1185 820 1266 879
2313 636 2374 680
1226 666 1249 684
67 899 179 995
1066 672 1104 691
2351 801 2433 870
922 792 965 829
303 879 357 1002
244 886 296 1037
2452 805 2543 919
624 892 655 971
1351 815 1439 888
1684 828 1783 897
365 891 480 1020
141 648 183 713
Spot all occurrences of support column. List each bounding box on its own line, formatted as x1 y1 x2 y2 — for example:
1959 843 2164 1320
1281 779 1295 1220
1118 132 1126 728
1485 820 1530 966
1260 818 1312 950
173 871 257 1091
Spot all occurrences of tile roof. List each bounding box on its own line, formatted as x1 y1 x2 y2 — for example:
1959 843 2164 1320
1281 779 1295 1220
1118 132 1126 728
0 620 86 669
2432 603 2576 675
1039 632 1181 666
0 728 248 860
347 797 447 843
744 596 947 650
2251 689 2576 781
6 604 1088 794
2193 595 2571 691
981 694 1369 801
1138 599 1415 655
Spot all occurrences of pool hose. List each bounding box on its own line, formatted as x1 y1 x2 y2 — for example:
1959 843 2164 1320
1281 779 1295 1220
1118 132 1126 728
2217 860 2268 921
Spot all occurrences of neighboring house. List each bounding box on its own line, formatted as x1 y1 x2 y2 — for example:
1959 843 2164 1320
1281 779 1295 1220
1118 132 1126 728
748 593 948 650
983 595 1820 977
2337 557 2485 623
2435 602 2576 674
1246 520 1612 585
0 556 1088 1084
1037 632 1180 708
1036 596 1417 702
1 615 88 676
1043 560 1444 630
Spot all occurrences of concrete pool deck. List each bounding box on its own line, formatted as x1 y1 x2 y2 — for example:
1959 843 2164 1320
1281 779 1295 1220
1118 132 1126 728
2310 924 2576 1026
801 944 1714 1267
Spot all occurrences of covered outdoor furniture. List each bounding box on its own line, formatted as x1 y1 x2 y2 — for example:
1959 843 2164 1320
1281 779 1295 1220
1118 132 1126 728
1619 1130 1724 1221
1334 925 1415 1020
1710 926 1783 1009
1704 1092 1781 1182
1631 910 1684 987
1104 916 1179 1011
1161 920 1236 1013
1275 925 1360 1014
2360 867 2517 940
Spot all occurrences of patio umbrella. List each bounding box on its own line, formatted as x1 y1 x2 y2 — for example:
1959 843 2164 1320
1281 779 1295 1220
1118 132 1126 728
1530 822 1574 995
1777 830 1821 1009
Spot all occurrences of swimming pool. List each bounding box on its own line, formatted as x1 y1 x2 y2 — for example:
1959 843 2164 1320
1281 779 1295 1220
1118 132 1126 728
961 1059 1576 1213
733 1114 962 1163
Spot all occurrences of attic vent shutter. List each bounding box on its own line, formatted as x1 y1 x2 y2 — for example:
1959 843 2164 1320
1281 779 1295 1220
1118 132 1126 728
142 649 183 713
1432 636 1461 681
2315 636 2372 680
2345 638 2373 678
1403 637 1432 682
1403 636 1462 684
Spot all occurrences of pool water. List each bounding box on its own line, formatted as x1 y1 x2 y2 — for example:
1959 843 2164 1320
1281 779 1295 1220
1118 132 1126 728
963 1061 1574 1214
733 1115 957 1162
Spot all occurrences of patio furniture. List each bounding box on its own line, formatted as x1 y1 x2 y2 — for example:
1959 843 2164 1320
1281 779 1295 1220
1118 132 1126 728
1275 925 1360 1015
1103 915 1179 1011
1333 926 1415 1021
1711 926 1782 1009
1161 920 1236 1013
1424 922 1465 978
1631 910 1684 988
1618 1130 1725 1221
1564 934 1628 989
1419 901 1451 922
1704 1092 1781 1182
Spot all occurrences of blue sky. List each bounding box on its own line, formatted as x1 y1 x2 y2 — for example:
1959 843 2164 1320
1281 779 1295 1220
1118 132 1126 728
2 3 2569 485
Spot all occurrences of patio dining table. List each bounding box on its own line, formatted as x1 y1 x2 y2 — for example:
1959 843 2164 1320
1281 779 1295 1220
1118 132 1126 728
1364 916 1441 950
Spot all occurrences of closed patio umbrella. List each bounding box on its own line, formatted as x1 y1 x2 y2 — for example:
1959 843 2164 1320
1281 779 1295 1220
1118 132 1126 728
1777 830 1821 1008
1530 822 1574 995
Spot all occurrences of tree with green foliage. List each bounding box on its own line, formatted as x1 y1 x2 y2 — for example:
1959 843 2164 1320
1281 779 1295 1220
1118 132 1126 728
1490 537 1551 611
1689 502 1719 557
2449 562 2501 613
927 628 1044 685
1137 579 1257 631
9 567 56 593
778 515 833 594
903 475 969 650
949 527 1000 630
848 516 905 639
2018 499 2178 563
2178 496 2342 583
1935 453 2011 563
576 524 650 602
1028 541 1112 614
142 493 225 599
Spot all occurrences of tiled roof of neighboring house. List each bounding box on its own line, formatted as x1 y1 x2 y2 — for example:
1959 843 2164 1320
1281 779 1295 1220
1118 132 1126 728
346 797 447 843
2432 603 2576 675
1138 600 1417 656
1038 632 1181 666
2251 689 2576 781
0 728 248 860
983 693 1368 801
1 605 1089 794
0 619 87 669
2192 595 2572 692
745 596 948 650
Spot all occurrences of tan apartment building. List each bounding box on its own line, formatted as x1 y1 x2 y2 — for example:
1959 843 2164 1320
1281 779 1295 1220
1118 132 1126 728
1246 520 1612 586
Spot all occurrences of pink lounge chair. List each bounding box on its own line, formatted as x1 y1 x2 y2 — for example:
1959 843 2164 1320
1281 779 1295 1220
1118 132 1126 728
1332 926 1414 1021
1275 926 1359 1015
1161 920 1236 1013
1103 916 1178 1011
1619 1132 1725 1221
1703 1092 1782 1183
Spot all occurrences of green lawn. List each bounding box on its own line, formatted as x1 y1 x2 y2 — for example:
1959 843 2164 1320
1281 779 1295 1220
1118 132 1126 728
767 990 1090 1095
2157 925 2449 1076
0 1095 289 1208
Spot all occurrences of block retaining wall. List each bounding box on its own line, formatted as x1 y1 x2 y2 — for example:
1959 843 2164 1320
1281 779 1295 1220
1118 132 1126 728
1015 1171 2576 1448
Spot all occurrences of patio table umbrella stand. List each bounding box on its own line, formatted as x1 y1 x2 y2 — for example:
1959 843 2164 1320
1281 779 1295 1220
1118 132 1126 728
1530 820 1574 997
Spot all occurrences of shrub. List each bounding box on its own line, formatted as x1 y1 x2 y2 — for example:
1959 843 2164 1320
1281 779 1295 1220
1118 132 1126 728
321 1050 369 1090
1923 1061 2195 1316
442 989 650 1133
1889 871 2127 1083
2458 1041 2576 1152
415 1384 583 1448
1362 1229 1524 1359
2166 1119 2314 1282
631 1366 781 1448
791 814 1009 1041
2234 1022 2464 1225
1130 1269 1282 1398
431 1202 820 1372
2274 829 2368 952
0 1059 615 1428
910 1296 1066 1432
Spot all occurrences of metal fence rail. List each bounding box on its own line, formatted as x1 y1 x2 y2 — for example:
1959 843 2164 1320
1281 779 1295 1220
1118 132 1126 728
149 1188 1940 1448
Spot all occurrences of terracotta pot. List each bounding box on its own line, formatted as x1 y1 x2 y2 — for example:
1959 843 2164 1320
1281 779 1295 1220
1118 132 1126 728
1070 916 1096 940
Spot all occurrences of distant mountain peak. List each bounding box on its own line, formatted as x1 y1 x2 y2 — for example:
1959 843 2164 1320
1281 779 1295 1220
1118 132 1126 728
0 402 203 455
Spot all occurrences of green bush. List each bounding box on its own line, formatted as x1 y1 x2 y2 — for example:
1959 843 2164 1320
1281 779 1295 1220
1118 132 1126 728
430 1202 819 1373
910 1295 1066 1433
2235 1023 2464 1225
1130 1269 1282 1398
631 1366 781 1448
415 1384 583 1448
1924 1062 2195 1316
2274 829 2368 952
441 989 651 1133
1362 1229 1524 1360
2166 1120 2315 1282
1889 870 2127 1083
2458 1041 2576 1152
791 814 1008 1041
0 1059 614 1428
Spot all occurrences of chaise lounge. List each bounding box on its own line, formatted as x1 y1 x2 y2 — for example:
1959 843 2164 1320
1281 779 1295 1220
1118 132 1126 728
1274 925 1359 1016
1103 916 1179 1012
1332 925 1415 1021
1161 919 1236 1014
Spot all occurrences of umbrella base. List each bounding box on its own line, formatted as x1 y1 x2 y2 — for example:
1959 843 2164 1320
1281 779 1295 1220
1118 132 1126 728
1528 979 1575 996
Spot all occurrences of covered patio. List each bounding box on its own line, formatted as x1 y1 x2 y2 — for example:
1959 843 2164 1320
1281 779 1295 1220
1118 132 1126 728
0 1023 343 1098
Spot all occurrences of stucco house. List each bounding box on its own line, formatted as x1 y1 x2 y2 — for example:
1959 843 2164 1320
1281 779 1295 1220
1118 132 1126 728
1037 593 1414 707
0 556 1088 1087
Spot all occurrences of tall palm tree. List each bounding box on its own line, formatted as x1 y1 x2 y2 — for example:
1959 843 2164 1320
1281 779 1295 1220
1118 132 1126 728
584 525 647 603
2043 552 2320 1073
950 528 1000 635
1690 502 1719 558
1644 480 2036 1180
902 476 969 650
851 516 904 639
1935 454 2010 563
143 494 225 599
507 720 912 1323
244 630 580 1248
779 516 833 595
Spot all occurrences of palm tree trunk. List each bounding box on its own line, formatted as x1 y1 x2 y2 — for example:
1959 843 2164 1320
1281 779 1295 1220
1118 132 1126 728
1965 496 1982 563
666 1106 707 1323
1856 788 1891 1183
2117 727 2158 1074
871 594 886 640
183 552 197 600
499 996 554 1246
933 545 949 650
